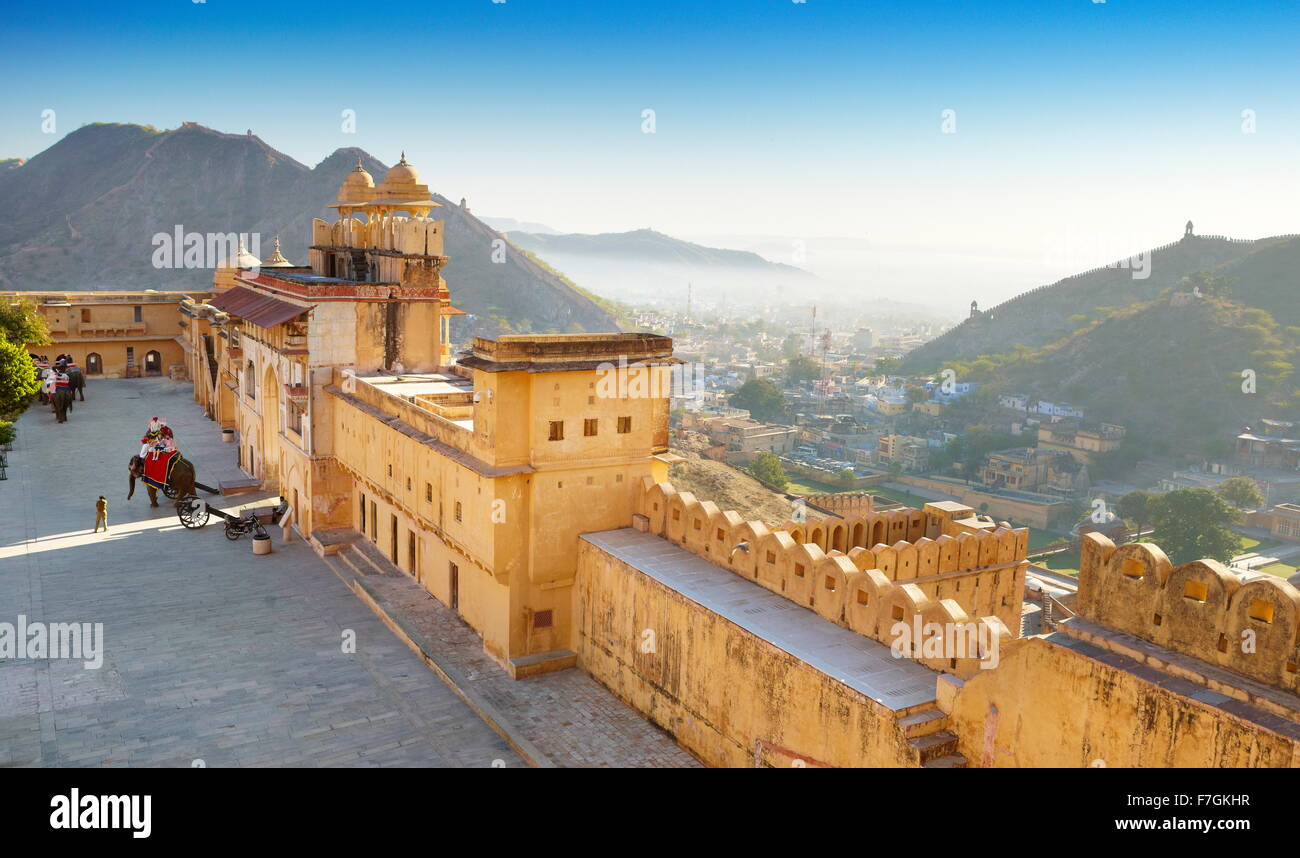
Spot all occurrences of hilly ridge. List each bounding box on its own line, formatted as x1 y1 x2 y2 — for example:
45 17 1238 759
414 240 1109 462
902 232 1300 372
0 123 618 337
504 227 818 306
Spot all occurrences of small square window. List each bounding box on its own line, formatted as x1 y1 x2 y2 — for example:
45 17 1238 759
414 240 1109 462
1249 598 1274 624
584 418 598 437
549 421 564 441
617 416 632 434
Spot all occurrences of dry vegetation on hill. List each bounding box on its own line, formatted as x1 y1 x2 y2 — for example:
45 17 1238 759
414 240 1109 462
668 430 823 527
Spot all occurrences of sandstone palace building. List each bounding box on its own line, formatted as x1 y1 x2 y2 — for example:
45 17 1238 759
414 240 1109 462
11 155 1300 767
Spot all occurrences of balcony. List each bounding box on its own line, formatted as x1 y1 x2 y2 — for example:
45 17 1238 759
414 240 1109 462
283 384 310 408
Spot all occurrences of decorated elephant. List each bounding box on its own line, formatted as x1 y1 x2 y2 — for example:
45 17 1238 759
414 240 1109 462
51 387 74 423
128 453 197 507
66 367 85 401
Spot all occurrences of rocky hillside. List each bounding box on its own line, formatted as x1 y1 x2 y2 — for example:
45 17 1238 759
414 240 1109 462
942 296 1300 456
0 123 617 337
903 232 1300 371
668 430 821 527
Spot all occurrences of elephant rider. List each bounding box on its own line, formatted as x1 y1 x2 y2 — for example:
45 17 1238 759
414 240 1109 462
42 369 65 399
140 417 177 460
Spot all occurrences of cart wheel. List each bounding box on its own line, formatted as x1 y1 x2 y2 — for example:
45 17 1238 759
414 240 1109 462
177 495 209 529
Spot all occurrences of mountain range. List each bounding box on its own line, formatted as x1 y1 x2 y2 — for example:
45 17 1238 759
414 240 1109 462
504 228 819 306
0 123 617 336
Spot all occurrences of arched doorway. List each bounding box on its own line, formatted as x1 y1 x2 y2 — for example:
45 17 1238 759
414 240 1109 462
86 353 102 375
144 350 162 376
260 364 281 491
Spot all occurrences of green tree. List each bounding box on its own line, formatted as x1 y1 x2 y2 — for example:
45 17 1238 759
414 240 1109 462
750 452 788 491
0 296 50 348
1146 489 1243 564
873 356 902 374
730 378 788 422
1115 491 1153 538
0 336 40 416
784 355 821 385
1216 476 1265 509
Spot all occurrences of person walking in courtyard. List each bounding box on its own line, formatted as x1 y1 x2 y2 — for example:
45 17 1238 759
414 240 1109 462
94 495 108 532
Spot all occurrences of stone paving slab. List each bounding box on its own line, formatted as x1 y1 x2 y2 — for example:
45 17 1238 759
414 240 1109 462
324 540 702 768
0 378 522 768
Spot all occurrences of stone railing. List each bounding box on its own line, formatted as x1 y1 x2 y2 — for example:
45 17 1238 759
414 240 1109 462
635 479 1024 677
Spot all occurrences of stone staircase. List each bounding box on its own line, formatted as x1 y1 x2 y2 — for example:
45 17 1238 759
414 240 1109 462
332 535 399 580
899 706 968 768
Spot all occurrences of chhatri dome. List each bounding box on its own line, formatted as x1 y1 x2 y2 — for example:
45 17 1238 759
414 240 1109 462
219 240 262 269
381 151 420 186
329 152 440 216
263 236 293 267
370 151 441 214
332 157 376 208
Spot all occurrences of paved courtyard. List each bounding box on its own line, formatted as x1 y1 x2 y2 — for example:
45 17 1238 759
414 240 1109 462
0 378 523 767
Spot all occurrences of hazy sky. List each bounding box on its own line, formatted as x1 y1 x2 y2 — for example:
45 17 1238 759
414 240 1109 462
2 0 1298 305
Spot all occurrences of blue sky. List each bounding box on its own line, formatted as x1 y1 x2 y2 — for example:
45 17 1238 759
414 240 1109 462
2 0 1298 303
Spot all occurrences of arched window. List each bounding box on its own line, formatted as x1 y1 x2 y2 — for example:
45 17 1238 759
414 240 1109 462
144 350 162 376
86 353 102 375
244 362 256 400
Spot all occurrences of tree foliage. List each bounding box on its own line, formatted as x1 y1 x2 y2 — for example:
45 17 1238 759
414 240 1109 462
1115 490 1153 536
0 296 50 348
1146 489 1242 565
749 452 788 491
1215 476 1265 509
730 378 788 422
0 336 39 416
784 355 821 385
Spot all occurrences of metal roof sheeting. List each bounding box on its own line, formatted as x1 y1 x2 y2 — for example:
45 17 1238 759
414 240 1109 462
207 286 311 329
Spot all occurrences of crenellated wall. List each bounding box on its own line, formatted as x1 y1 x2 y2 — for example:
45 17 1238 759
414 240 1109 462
799 492 874 517
1077 532 1300 693
635 479 1026 677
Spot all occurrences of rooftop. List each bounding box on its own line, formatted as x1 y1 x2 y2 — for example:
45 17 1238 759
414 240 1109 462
581 527 939 712
460 332 678 373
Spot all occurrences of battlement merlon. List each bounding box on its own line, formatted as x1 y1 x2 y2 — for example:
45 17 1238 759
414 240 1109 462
1076 531 1300 695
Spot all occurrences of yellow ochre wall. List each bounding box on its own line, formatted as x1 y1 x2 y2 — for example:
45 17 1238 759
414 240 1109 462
575 539 925 768
945 635 1300 767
